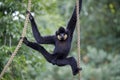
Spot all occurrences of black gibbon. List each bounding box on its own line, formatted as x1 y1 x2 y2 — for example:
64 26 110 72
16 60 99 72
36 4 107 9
23 0 82 75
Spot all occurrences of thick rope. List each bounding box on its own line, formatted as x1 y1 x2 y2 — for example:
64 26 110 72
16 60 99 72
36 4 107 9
76 0 81 80
0 0 31 79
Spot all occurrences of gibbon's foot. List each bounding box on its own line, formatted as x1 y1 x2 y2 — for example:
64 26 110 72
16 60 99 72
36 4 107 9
20 37 29 44
73 67 82 75
20 37 24 40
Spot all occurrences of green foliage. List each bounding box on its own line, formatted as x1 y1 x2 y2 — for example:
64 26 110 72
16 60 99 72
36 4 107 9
82 46 120 80
0 0 120 80
81 0 120 53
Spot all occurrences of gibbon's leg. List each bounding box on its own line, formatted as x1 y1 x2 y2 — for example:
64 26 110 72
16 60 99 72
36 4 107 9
54 57 81 75
23 37 54 63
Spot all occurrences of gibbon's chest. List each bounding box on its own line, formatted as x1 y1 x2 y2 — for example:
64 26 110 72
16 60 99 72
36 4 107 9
55 39 71 54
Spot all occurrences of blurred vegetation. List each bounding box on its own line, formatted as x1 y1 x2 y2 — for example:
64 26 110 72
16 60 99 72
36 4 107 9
0 0 120 80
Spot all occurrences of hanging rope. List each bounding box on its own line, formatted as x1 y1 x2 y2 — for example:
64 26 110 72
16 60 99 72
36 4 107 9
76 0 81 80
0 0 31 79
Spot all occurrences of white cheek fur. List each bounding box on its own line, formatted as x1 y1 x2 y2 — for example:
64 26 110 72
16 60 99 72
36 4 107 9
57 35 61 40
64 34 68 40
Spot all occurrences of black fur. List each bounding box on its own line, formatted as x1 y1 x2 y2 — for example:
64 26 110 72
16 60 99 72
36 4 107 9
23 0 82 75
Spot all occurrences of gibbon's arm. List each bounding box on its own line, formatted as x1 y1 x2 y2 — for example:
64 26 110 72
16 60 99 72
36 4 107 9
66 0 82 36
27 11 55 45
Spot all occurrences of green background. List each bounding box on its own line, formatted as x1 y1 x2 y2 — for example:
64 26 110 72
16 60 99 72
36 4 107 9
0 0 120 80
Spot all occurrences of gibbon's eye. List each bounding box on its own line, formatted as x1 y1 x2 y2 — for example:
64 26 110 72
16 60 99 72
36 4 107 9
57 35 62 40
64 34 68 40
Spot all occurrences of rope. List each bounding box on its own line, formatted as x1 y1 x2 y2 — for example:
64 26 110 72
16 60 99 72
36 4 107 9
76 0 81 80
0 0 31 79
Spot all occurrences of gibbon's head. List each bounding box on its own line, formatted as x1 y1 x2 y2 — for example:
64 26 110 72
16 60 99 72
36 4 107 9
56 27 68 41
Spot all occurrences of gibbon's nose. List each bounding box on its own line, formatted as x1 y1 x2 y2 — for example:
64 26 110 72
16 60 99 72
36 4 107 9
60 34 65 39
60 34 64 37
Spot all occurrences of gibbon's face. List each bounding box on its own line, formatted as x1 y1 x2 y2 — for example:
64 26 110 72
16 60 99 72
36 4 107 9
56 27 68 41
